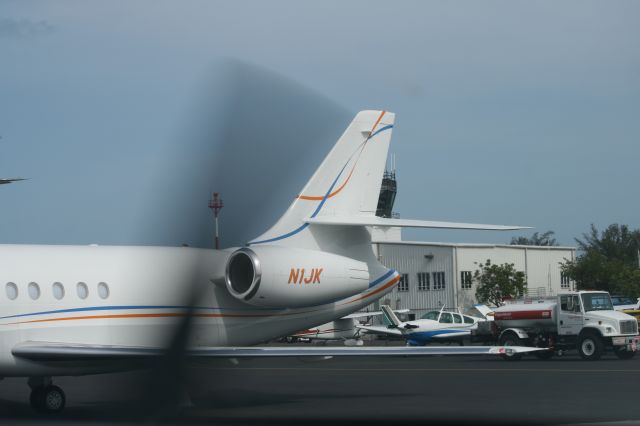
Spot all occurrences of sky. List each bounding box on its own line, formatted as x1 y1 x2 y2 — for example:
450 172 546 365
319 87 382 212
1 0 639 248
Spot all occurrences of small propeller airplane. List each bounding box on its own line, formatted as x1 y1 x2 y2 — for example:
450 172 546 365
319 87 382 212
358 305 488 346
290 308 410 345
0 110 539 414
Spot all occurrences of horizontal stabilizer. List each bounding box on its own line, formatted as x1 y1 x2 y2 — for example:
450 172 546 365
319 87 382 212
306 216 531 231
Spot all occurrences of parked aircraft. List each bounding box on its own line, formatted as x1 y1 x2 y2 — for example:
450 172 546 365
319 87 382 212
290 309 409 345
0 178 26 185
358 305 487 346
0 110 537 414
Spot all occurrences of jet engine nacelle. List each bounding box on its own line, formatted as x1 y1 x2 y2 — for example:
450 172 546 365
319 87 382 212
224 246 370 308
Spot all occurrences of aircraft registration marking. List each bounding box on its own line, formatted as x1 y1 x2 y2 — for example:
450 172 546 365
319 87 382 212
288 268 323 284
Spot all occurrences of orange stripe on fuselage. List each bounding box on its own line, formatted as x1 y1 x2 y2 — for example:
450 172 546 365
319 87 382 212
5 273 399 325
8 311 306 325
341 275 400 305
297 111 386 201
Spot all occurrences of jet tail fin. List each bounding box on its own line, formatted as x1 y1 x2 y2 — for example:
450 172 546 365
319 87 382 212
381 304 402 328
473 304 494 319
249 110 394 248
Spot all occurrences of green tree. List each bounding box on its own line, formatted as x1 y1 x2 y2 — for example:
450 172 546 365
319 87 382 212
474 259 527 307
510 230 558 246
561 224 640 297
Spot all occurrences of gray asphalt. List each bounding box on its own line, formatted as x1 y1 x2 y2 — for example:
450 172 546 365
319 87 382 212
1 344 640 425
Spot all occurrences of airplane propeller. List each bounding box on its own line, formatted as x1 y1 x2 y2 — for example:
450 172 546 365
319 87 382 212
124 60 353 421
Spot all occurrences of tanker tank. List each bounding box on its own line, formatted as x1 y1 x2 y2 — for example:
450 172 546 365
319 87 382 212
493 302 558 329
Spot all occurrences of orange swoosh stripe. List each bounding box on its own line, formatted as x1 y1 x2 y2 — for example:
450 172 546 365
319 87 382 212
341 275 400 305
368 110 386 138
297 145 365 201
6 272 398 325
8 311 311 325
297 111 386 201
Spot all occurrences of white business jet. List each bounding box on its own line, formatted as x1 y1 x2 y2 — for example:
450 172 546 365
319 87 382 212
0 110 536 414
358 305 486 346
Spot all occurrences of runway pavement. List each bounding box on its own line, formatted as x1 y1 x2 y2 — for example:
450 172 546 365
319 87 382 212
1 343 640 425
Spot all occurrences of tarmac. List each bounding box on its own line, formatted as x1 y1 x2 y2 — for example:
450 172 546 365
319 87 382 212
1 341 640 425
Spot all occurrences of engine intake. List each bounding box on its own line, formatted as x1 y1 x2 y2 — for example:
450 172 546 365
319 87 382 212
225 248 261 299
224 246 370 308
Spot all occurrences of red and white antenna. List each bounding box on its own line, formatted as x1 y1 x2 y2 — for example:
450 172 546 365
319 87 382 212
208 192 224 249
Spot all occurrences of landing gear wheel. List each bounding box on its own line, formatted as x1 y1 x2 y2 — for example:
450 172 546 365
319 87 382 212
498 332 523 361
30 385 65 414
613 346 636 360
533 349 554 360
578 333 603 361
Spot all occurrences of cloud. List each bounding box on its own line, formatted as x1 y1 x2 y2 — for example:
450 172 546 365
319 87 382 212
0 18 54 39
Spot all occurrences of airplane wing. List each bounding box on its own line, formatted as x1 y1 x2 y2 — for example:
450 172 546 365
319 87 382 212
306 216 530 231
342 308 410 319
355 325 404 336
12 341 543 359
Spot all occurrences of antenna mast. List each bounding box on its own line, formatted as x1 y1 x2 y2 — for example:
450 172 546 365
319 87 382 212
208 192 224 249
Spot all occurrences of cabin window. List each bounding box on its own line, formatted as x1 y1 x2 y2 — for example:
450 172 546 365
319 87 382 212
439 312 453 323
52 282 65 300
453 313 462 323
463 315 475 324
77 282 89 299
98 282 110 299
560 294 581 312
420 311 439 320
28 282 40 300
5 282 18 300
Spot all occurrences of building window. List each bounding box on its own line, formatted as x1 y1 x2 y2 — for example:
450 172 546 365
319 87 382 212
417 272 430 291
433 272 445 290
460 271 472 289
398 274 409 292
561 272 571 289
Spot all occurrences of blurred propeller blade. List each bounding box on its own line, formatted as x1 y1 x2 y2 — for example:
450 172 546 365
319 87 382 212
123 60 351 420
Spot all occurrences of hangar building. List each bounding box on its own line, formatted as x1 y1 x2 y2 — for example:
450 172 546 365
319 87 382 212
366 228 576 318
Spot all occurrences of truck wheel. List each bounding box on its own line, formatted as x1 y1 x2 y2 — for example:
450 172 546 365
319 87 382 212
613 346 636 360
578 333 603 361
498 332 523 361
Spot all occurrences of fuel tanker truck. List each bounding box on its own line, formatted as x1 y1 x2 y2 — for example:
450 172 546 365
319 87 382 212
472 291 640 360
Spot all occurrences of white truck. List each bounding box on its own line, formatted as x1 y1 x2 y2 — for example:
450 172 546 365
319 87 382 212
472 291 640 360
